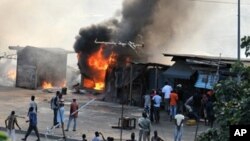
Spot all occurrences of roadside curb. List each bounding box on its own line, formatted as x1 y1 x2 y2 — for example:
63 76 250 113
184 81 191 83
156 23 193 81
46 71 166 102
0 127 81 141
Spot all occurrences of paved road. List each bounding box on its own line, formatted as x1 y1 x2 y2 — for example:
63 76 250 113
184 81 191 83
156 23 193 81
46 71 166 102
0 86 211 141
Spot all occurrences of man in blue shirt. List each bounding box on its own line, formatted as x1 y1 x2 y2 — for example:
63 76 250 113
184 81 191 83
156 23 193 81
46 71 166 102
22 107 40 141
152 92 162 123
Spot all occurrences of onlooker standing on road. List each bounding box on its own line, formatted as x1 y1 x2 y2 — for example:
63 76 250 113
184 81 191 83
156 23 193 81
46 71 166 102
92 131 101 141
65 98 79 131
151 130 164 141
5 111 21 141
162 81 172 114
57 97 66 138
174 112 185 141
206 97 215 128
51 91 60 126
170 90 179 121
82 134 87 141
192 92 202 121
22 107 40 141
57 97 65 126
138 112 151 141
152 93 162 123
150 89 157 122
176 84 184 114
126 132 136 141
28 95 37 115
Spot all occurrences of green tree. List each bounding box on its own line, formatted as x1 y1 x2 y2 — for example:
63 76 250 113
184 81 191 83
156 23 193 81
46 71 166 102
241 36 250 57
197 62 250 141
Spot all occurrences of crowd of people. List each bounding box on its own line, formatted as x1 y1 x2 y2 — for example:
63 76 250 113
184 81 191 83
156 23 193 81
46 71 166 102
142 80 216 141
3 81 215 141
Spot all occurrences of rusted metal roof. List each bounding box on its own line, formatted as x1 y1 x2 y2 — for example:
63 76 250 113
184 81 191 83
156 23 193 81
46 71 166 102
9 46 74 54
163 53 250 64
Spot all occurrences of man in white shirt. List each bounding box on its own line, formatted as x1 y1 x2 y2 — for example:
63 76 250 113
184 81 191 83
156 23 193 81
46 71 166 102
162 81 173 113
174 113 185 141
28 96 37 115
152 93 162 123
92 131 100 141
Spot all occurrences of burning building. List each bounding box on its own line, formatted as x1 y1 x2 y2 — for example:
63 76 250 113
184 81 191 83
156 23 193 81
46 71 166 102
73 0 195 105
104 62 169 105
9 46 72 89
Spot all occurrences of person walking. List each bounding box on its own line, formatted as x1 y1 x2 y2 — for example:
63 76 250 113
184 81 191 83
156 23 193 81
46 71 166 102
192 92 202 121
126 132 136 141
28 95 37 115
65 98 79 131
162 81 172 114
5 111 21 141
174 112 185 141
92 131 101 141
82 134 87 141
170 90 178 121
150 89 156 122
151 130 164 141
152 92 162 123
138 112 151 141
22 107 40 141
57 97 66 138
57 95 65 124
176 84 184 114
206 97 215 128
51 91 59 127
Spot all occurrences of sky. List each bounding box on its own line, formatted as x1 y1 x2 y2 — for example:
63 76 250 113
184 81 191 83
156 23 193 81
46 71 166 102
0 0 250 66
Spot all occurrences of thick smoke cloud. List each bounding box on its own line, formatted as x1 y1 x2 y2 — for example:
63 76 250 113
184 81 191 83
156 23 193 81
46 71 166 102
74 0 194 64
144 0 195 63
74 25 112 54
115 0 157 42
74 0 159 60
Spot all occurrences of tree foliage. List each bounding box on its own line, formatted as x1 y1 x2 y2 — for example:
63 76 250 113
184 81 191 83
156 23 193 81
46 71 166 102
197 62 250 141
241 36 250 57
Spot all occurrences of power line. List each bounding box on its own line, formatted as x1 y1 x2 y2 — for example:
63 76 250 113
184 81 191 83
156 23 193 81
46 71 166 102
190 0 250 5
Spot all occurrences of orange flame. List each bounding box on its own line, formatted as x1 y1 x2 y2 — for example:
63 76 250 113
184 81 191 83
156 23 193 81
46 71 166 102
88 47 109 70
83 79 95 89
60 80 66 87
7 69 16 80
42 80 66 89
85 45 117 90
42 81 53 89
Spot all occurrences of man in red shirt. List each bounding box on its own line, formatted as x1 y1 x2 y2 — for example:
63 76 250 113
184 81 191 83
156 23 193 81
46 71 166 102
65 98 79 131
170 90 178 121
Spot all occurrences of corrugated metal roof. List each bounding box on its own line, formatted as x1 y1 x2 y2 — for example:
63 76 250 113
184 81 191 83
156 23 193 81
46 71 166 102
163 61 195 79
163 53 250 64
9 46 74 54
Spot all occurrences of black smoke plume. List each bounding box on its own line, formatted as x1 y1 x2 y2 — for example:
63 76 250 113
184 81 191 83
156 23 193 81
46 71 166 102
74 0 194 81
74 0 159 59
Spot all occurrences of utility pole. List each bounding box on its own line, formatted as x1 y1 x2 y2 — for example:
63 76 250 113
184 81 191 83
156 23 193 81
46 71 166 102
238 0 241 60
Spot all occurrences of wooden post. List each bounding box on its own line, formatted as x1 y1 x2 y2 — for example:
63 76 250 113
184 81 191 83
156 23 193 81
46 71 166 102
129 64 133 105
